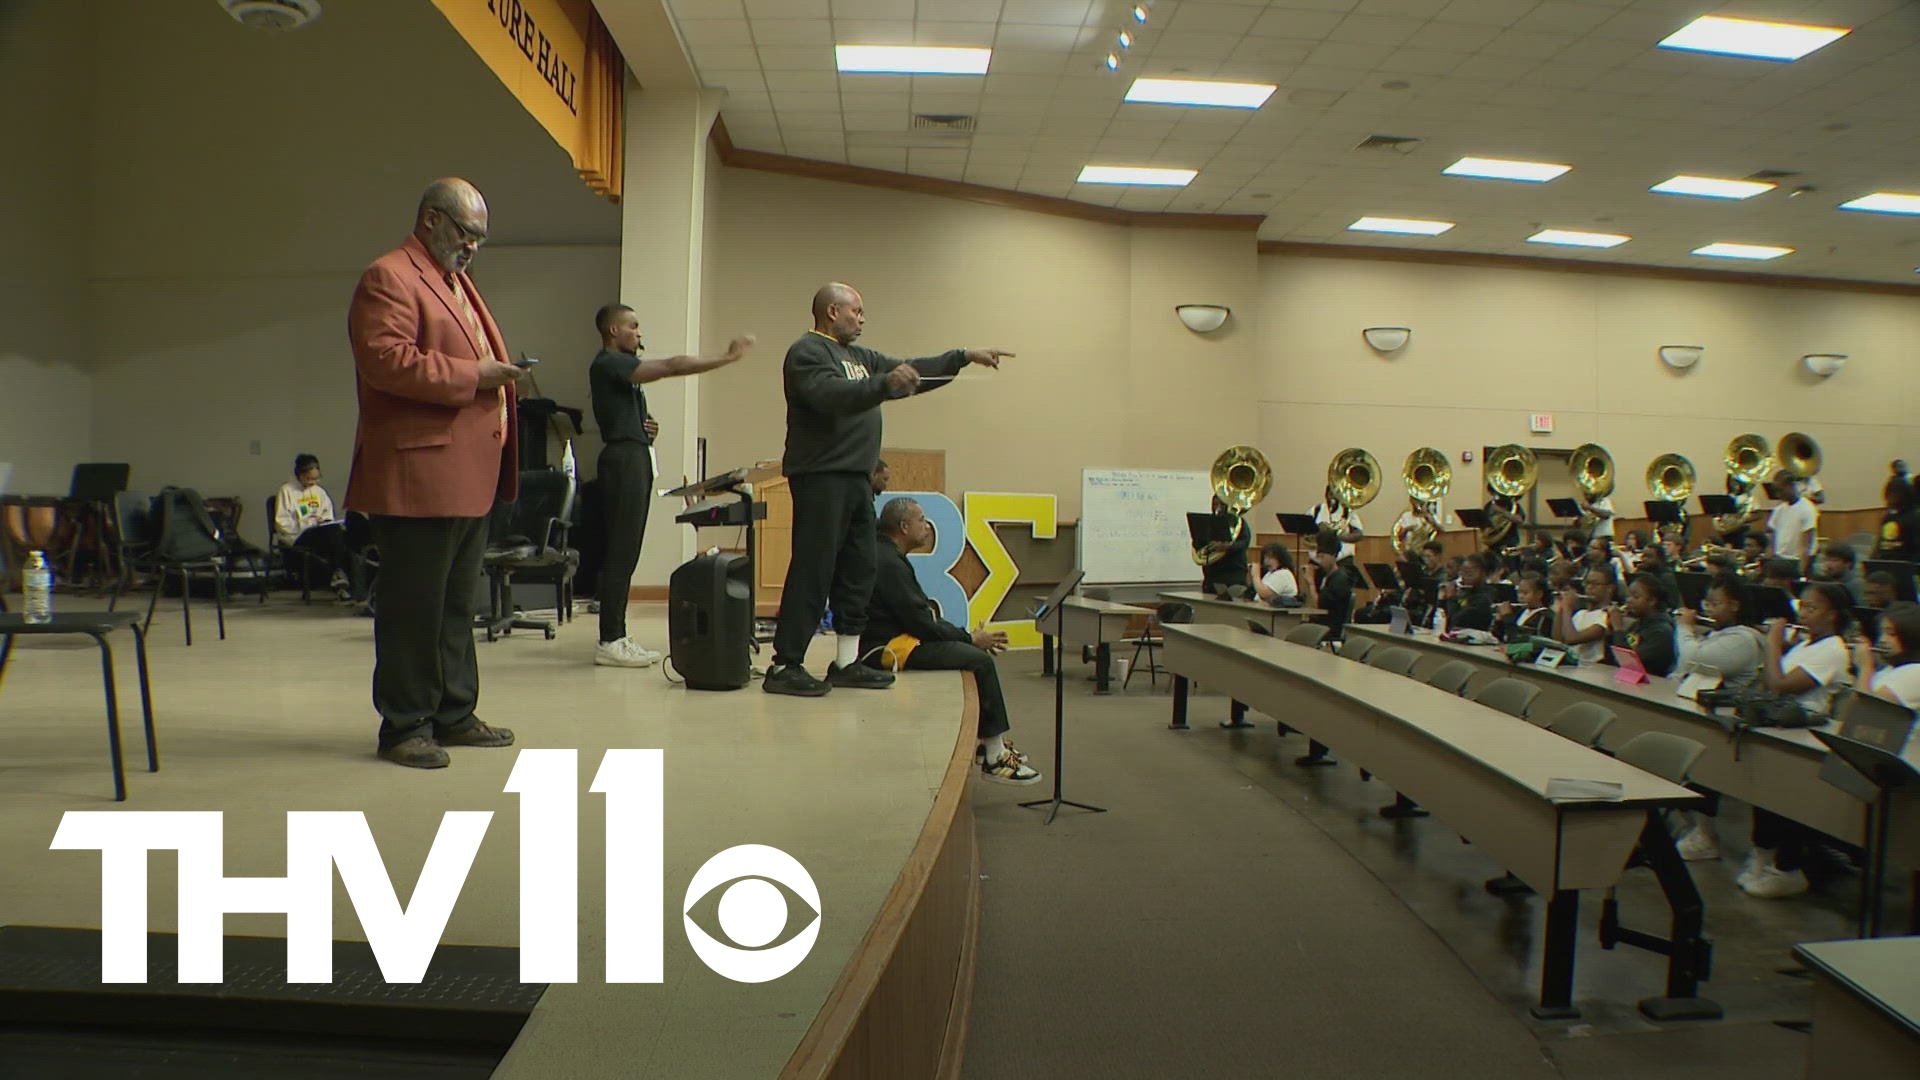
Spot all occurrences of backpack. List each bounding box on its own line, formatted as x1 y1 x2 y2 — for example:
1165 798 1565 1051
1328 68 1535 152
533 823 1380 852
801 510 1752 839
150 486 224 563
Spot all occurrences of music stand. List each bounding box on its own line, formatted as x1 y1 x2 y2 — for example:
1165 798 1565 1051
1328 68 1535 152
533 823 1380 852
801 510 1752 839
1643 500 1684 537
1698 494 1738 516
1812 729 1919 937
1022 569 1106 824
1362 562 1400 592
1456 507 1490 551
1278 512 1319 575
1546 497 1581 520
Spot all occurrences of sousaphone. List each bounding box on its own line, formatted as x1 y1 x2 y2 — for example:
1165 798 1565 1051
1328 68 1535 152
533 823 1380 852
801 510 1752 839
1483 444 1536 546
1193 445 1271 565
1395 447 1450 558
1646 453 1696 543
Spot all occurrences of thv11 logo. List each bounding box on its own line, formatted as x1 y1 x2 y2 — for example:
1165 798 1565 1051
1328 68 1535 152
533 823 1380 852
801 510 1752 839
50 749 820 985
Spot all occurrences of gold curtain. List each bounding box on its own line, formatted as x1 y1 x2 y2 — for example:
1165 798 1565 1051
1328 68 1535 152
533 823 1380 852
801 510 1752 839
576 7 625 201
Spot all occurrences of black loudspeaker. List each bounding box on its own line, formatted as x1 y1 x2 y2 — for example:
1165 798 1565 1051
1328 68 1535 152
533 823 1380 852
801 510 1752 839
668 552 753 690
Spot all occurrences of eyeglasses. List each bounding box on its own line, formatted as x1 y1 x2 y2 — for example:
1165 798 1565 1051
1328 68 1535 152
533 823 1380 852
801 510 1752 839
435 209 488 247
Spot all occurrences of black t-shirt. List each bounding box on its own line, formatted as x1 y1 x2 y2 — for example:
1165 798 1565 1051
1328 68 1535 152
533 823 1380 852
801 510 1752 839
1313 566 1354 639
589 348 651 445
1877 509 1920 562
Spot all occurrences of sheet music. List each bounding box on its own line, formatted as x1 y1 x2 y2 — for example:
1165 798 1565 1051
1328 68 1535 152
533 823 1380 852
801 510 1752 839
1545 778 1625 803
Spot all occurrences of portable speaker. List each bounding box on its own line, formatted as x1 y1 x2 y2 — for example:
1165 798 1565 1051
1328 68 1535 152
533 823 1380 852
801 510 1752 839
668 552 753 690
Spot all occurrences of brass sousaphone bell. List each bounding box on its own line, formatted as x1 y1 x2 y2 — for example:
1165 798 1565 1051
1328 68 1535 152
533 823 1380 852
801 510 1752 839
1646 452 1696 543
1328 448 1382 510
1482 444 1536 546
1193 445 1272 565
1395 447 1450 557
1568 443 1614 531
1778 431 1822 481
1717 434 1772 535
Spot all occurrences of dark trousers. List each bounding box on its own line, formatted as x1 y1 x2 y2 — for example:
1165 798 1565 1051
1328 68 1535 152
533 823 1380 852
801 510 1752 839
902 639 1012 742
772 472 876 667
367 514 487 749
293 522 367 599
1751 807 1816 872
596 441 653 644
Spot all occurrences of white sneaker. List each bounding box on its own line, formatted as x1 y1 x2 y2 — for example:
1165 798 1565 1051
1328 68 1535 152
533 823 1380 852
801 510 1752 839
1676 828 1720 862
1740 864 1810 899
979 753 1042 785
595 638 661 668
1735 847 1767 889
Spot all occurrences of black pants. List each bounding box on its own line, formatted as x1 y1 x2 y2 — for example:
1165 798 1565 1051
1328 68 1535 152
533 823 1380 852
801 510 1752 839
596 441 653 644
292 522 367 599
1751 807 1817 873
367 514 487 749
772 472 876 667
902 639 1011 742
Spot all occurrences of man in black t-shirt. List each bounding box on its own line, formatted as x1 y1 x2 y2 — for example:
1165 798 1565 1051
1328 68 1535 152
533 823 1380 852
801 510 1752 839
587 304 752 668
1298 530 1352 768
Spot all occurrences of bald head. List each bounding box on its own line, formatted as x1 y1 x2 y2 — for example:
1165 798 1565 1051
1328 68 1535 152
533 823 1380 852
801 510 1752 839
811 282 865 344
414 177 488 275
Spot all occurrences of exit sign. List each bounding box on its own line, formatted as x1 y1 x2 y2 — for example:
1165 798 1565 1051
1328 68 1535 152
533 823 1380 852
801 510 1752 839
1529 413 1554 433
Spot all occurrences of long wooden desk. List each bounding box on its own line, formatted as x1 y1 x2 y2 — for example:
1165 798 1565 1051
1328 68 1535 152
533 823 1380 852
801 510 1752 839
1793 937 1920 1080
1344 625 1920 865
1037 596 1150 693
1159 623 1703 1018
1157 590 1325 636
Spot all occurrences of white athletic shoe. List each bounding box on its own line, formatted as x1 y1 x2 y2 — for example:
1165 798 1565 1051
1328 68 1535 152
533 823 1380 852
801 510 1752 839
1736 847 1769 890
1676 828 1721 862
1740 864 1810 900
595 637 661 668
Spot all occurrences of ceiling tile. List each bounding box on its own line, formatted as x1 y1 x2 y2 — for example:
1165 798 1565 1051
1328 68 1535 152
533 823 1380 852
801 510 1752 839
1307 40 1400 67
670 0 748 17
1327 13 1426 44
1151 31 1249 58
758 45 839 69
1479 29 1576 59
1433 0 1542 28
842 108 909 128
1166 3 1266 34
987 47 1073 73
690 45 763 69
775 112 846 130
765 69 842 92
745 0 827 15
915 20 999 45
772 90 846 110
838 73 913 93
999 0 1096 26
1248 7 1347 39
848 147 908 169
680 19 755 45
750 18 835 44
916 0 1006 21
833 0 915 16
994 22 1083 47
699 68 769 91
834 18 917 43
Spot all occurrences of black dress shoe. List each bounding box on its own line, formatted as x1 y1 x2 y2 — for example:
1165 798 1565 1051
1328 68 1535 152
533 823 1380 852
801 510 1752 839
440 720 515 748
828 662 894 689
763 663 831 697
379 736 450 769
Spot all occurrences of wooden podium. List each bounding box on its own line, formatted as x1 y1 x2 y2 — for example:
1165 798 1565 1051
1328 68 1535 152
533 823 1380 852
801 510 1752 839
751 449 946 618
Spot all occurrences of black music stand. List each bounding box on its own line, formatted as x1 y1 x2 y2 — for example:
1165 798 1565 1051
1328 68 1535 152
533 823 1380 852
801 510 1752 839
1697 494 1737 517
1457 507 1490 551
1812 729 1919 937
1022 570 1106 825
662 462 782 640
1643 500 1685 545
1278 512 1318 578
1546 497 1581 521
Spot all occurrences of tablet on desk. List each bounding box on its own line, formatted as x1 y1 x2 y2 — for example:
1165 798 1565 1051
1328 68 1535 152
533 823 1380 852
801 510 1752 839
1389 606 1409 635
1612 646 1649 684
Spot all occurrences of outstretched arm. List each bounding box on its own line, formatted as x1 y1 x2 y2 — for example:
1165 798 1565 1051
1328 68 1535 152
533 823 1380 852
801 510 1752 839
630 334 755 384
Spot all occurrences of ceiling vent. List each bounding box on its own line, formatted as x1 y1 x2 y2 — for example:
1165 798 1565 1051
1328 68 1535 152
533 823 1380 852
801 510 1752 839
911 114 976 132
1354 134 1423 154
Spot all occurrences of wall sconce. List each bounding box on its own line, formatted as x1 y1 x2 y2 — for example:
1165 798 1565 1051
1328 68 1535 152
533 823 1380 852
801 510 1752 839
1658 345 1703 370
1175 304 1231 333
1362 326 1411 352
1803 353 1846 377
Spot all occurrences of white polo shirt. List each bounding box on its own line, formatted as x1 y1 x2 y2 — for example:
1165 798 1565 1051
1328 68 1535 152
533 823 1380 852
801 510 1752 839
1768 498 1818 561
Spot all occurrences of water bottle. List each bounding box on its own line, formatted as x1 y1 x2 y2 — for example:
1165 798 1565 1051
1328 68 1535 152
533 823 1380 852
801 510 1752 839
23 550 52 624
561 440 577 480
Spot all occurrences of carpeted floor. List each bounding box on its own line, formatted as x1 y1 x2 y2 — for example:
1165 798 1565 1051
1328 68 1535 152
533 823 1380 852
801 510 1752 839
962 652 1816 1080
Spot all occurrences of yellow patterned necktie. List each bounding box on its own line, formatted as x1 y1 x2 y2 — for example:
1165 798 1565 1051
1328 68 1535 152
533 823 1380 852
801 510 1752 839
449 276 506 433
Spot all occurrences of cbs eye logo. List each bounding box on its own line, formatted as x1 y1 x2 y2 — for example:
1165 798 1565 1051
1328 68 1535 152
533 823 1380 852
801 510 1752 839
682 845 822 982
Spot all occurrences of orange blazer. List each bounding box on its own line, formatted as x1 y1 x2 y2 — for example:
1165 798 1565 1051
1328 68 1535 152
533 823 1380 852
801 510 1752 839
344 235 519 518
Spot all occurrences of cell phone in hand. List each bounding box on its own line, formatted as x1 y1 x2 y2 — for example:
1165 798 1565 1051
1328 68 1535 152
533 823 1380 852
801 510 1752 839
514 356 540 369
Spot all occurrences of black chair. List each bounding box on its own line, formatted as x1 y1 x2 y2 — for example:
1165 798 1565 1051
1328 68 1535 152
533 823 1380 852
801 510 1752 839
477 469 579 642
133 490 228 645
106 493 155 609
1123 601 1193 689
204 497 269 603
265 495 325 604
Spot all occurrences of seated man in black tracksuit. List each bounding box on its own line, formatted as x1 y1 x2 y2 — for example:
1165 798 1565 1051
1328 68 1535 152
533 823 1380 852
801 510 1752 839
861 497 1042 785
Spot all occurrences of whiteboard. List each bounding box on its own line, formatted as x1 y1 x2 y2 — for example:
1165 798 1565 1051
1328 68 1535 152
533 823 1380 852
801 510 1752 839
1078 468 1212 584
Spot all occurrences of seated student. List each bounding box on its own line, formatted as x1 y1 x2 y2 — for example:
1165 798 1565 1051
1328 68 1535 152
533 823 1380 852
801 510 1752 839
1561 530 1589 565
1526 531 1558 565
273 453 365 602
1554 564 1619 664
1607 574 1677 676
1197 495 1252 598
1744 582 1856 899
1864 570 1898 612
1252 542 1302 607
1436 552 1497 631
1297 531 1354 769
1545 557 1578 597
1633 543 1682 611
1417 540 1445 578
1738 533 1768 576
1853 600 1920 709
862 498 1040 785
1621 529 1650 562
1813 542 1866 606
1669 576 1768 862
1493 571 1553 643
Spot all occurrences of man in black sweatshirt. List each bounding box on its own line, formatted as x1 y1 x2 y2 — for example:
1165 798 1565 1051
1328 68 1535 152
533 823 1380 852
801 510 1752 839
765 282 1011 697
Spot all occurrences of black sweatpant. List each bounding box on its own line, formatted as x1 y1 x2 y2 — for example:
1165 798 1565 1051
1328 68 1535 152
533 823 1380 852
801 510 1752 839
902 639 1012 742
773 471 876 668
596 440 654 644
292 522 367 599
1751 807 1817 873
367 514 487 749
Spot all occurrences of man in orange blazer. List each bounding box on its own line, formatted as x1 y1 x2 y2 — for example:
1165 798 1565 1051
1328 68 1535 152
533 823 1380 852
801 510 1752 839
346 177 526 769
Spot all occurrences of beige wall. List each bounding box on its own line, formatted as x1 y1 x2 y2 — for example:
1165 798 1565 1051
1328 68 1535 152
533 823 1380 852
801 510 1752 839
698 167 1258 519
1256 255 1920 517
0 0 93 494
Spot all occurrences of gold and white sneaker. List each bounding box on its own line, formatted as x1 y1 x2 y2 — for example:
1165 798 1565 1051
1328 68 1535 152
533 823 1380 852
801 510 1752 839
595 637 662 668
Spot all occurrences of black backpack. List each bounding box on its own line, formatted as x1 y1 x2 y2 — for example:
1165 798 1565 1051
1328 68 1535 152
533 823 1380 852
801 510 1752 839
150 486 224 563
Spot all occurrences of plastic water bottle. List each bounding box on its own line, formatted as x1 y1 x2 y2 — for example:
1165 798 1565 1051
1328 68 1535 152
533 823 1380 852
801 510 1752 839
561 440 577 480
23 550 52 624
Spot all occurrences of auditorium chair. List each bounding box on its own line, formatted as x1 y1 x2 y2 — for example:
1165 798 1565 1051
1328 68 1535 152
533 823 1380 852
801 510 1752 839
1547 702 1616 747
476 469 578 642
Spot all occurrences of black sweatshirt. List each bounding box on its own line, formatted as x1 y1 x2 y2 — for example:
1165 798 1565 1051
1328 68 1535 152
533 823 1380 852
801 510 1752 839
861 536 972 660
781 331 967 475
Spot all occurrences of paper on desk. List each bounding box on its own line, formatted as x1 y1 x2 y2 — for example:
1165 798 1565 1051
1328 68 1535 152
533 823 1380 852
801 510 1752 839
1545 778 1625 803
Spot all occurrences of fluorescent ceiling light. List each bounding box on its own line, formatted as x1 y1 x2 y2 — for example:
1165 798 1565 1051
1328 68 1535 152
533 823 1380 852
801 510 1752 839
1692 242 1793 261
1124 78 1276 109
1657 15 1849 61
1651 175 1775 200
1840 192 1920 215
1443 157 1571 183
835 45 990 75
1349 216 1454 236
1077 165 1196 186
1527 229 1630 249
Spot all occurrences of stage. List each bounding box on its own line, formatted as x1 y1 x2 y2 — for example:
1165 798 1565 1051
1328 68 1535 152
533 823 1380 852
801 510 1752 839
0 598 978 1078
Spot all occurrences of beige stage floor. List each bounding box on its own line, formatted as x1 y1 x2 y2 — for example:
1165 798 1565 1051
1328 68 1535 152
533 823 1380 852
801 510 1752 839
0 594 967 1079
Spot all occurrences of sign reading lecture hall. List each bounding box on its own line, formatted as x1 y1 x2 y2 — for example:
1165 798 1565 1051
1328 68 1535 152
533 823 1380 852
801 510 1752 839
433 0 585 134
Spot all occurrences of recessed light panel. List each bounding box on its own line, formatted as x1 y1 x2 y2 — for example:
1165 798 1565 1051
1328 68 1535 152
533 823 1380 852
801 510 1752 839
1349 216 1455 236
1443 157 1571 183
835 45 991 75
1077 165 1197 186
1657 15 1849 61
1692 242 1793 260
1527 229 1630 248
1124 78 1277 108
1651 175 1776 200
1840 192 1920 215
